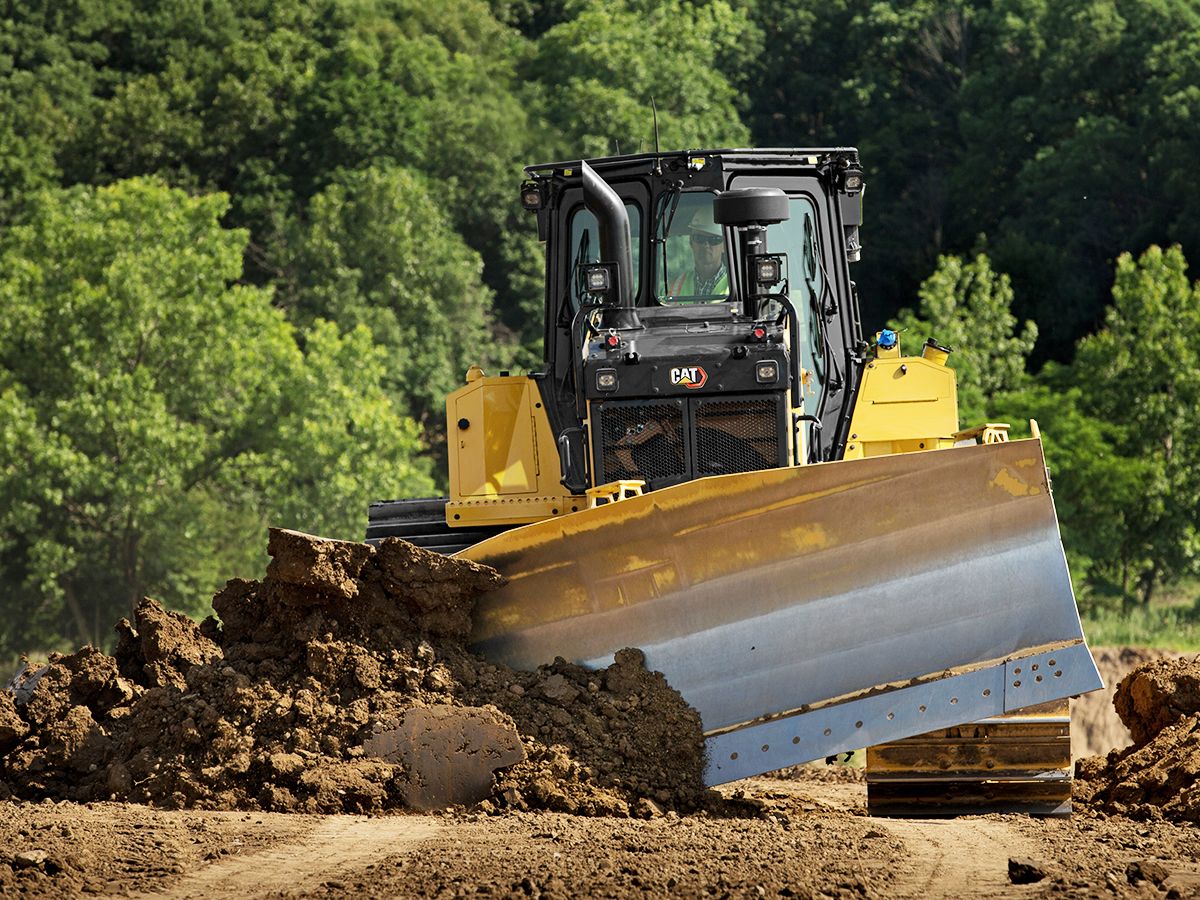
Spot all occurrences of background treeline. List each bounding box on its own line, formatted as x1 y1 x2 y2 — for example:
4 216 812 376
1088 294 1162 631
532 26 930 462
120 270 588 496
2 0 1198 661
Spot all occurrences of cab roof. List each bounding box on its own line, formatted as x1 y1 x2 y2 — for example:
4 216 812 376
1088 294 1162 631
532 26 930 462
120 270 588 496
524 147 860 178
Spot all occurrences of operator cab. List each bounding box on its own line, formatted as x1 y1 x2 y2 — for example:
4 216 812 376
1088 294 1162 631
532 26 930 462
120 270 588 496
521 149 867 494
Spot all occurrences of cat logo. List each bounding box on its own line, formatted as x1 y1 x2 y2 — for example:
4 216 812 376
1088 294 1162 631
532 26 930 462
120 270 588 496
670 365 708 389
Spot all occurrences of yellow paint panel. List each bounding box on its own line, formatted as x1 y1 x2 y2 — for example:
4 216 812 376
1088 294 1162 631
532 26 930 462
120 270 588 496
450 376 536 497
452 388 487 497
991 466 1043 498
846 357 958 448
446 373 581 526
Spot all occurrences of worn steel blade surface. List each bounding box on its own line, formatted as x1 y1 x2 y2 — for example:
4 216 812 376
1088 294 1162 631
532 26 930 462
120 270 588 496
463 439 1103 785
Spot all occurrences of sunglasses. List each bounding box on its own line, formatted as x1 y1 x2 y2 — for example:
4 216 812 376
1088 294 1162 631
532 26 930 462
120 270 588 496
689 233 723 247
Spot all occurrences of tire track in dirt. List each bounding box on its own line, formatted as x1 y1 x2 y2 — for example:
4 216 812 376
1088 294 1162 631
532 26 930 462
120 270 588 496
144 815 444 899
876 817 1033 898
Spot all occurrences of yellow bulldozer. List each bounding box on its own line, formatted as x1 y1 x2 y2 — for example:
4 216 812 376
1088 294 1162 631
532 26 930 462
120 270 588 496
367 148 1102 815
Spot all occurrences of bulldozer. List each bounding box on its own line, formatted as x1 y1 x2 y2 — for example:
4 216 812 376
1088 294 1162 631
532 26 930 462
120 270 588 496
367 148 1103 815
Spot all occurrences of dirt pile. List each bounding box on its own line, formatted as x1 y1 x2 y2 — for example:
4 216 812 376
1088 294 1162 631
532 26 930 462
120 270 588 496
1072 646 1181 758
0 529 706 816
1075 654 1200 821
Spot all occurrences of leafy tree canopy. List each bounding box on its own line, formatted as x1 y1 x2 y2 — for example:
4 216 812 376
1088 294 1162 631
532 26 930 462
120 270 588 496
529 0 753 159
891 251 1037 425
0 178 431 656
1069 244 1200 602
281 166 497 430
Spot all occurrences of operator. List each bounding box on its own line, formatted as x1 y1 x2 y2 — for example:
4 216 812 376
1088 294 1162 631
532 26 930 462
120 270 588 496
669 208 728 299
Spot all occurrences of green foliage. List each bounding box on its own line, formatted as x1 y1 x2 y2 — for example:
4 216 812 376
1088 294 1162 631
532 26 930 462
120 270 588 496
891 252 1037 424
997 245 1200 608
743 0 1200 360
529 0 752 159
287 0 540 345
248 319 436 541
1069 245 1200 603
1082 596 1200 652
282 166 496 429
0 178 431 656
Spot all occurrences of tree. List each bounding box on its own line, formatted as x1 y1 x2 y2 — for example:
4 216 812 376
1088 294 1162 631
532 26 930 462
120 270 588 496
946 0 1200 359
527 0 752 159
281 166 498 432
0 178 432 658
1069 244 1200 603
288 0 540 346
890 252 1037 425
738 0 1200 362
742 0 976 328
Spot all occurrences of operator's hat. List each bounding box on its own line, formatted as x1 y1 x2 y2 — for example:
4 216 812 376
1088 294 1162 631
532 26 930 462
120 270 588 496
686 207 722 238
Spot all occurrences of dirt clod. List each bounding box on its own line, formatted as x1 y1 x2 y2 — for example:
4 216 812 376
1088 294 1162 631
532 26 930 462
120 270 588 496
1127 858 1172 886
364 706 525 810
1112 654 1200 747
0 692 28 753
1008 857 1048 884
1 529 707 816
265 527 374 600
1075 654 1200 822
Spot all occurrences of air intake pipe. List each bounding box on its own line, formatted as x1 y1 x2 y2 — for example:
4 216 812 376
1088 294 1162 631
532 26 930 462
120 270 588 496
582 161 640 329
713 187 790 319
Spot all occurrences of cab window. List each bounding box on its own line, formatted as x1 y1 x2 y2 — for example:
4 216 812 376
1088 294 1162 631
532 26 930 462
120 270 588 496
654 191 729 304
568 203 641 310
764 197 825 397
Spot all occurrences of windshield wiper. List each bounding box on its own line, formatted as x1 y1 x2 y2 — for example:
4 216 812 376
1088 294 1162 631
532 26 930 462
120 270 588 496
654 188 681 299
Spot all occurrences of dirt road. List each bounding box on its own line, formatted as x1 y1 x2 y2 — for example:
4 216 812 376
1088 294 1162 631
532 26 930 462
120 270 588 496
5 770 1200 898
149 817 445 898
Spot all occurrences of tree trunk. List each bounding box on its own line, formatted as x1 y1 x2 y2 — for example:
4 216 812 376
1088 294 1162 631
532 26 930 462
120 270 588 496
61 581 94 648
1138 566 1159 607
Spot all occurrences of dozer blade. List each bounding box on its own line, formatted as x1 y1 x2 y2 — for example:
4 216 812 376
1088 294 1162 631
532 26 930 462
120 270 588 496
463 438 1103 786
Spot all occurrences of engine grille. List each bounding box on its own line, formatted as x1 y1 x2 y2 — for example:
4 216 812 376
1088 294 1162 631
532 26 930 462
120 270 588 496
694 398 782 476
593 394 785 488
595 400 687 486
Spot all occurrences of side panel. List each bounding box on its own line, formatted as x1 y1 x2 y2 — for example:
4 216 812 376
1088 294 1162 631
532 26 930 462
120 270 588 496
844 354 958 459
452 379 536 497
446 373 583 527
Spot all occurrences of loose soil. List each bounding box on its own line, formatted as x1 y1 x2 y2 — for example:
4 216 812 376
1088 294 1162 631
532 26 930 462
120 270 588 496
4 769 1200 898
1 530 705 818
1072 647 1181 760
6 528 1200 896
1076 653 1200 823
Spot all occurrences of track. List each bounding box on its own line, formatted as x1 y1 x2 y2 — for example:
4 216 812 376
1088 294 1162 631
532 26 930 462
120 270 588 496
366 497 508 554
147 816 444 899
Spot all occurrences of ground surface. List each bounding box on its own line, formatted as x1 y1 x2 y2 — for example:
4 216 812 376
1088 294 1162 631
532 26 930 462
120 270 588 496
3 527 1196 900
4 770 1200 899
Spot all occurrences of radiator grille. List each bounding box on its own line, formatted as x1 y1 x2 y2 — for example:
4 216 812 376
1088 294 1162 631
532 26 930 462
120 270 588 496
694 398 781 476
597 401 687 485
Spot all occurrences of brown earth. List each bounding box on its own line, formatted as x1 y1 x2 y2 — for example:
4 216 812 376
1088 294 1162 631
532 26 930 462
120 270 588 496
1 529 706 818
1076 653 1200 823
6 526 1200 895
1072 647 1181 760
4 769 1200 898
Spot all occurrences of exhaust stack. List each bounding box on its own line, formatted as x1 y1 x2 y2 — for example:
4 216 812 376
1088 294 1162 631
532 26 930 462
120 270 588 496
581 161 640 329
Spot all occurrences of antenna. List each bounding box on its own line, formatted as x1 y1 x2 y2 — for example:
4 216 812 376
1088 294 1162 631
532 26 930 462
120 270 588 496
651 97 662 174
